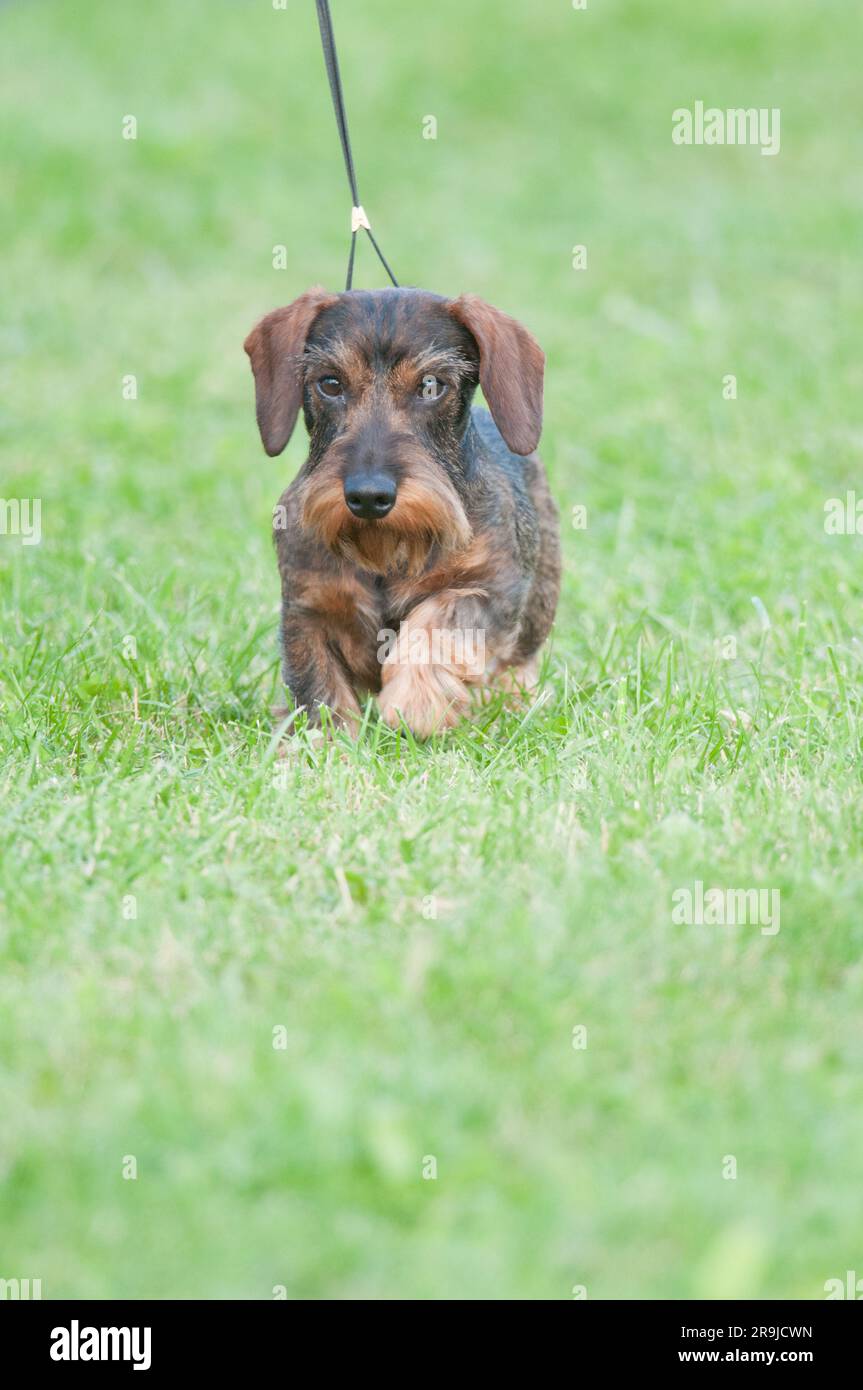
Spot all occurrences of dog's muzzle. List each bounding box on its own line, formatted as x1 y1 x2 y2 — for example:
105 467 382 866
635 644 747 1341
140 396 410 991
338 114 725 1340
343 472 397 520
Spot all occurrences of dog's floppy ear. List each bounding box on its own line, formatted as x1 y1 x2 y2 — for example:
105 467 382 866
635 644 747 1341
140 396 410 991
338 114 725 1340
244 287 338 456
448 294 545 456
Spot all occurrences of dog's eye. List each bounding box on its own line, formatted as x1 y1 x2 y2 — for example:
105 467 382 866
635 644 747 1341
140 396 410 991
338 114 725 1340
317 376 344 400
418 374 447 401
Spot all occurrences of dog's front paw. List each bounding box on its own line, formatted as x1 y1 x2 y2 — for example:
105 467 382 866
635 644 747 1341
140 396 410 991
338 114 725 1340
378 664 470 738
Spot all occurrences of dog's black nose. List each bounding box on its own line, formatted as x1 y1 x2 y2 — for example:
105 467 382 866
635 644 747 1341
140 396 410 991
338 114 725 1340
343 473 397 520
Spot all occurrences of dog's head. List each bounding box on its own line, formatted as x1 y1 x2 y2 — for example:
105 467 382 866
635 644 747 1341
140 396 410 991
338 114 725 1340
244 286 544 574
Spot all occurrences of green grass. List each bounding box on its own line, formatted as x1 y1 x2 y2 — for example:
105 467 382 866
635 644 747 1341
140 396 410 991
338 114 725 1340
1 0 862 1299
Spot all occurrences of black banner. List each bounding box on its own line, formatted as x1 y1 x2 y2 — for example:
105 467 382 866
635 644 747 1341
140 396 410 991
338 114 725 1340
2 1299 859 1374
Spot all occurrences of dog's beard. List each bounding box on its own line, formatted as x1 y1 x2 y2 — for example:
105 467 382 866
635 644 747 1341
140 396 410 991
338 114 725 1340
299 456 472 577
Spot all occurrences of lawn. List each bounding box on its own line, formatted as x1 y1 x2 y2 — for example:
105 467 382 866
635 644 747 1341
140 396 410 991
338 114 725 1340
1 0 862 1299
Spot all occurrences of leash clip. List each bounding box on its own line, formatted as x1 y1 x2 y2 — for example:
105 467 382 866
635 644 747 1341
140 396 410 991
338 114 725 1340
351 205 371 233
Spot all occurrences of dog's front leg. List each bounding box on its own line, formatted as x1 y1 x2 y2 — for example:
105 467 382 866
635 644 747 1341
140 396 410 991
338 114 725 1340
280 606 362 733
377 589 492 738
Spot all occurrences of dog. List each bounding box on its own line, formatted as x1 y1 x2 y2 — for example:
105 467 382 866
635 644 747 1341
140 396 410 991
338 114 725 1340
244 286 561 737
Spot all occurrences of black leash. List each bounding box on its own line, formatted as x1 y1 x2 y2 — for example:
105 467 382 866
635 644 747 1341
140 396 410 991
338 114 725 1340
314 0 399 292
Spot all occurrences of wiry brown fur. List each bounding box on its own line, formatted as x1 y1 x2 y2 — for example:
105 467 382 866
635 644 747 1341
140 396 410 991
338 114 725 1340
298 445 471 577
244 287 561 736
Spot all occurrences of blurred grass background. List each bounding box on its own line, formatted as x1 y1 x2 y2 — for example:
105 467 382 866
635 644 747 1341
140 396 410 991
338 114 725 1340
1 0 862 1298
